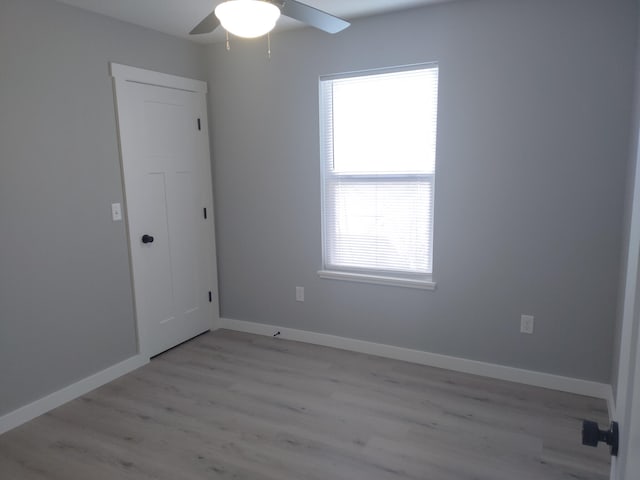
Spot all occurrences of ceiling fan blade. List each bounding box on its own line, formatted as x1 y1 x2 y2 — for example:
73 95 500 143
190 10 220 35
279 0 350 34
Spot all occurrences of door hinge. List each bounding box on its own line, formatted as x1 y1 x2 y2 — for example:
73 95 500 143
197 118 201 131
208 291 212 303
203 207 207 219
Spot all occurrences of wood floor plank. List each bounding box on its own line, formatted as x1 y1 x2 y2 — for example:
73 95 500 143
0 329 611 479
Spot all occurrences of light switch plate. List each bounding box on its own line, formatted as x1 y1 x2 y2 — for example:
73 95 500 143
111 203 122 221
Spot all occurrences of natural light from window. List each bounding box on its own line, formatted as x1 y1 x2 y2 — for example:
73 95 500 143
319 64 439 289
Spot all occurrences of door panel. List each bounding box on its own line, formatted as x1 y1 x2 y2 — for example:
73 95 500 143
172 172 201 313
140 172 174 330
112 66 218 359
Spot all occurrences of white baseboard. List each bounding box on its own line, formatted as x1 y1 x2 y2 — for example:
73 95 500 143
218 318 611 401
0 354 148 435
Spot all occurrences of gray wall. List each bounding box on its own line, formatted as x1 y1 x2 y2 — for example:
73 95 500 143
0 0 205 416
207 0 637 382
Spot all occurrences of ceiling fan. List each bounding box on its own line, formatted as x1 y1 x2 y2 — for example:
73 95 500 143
190 0 350 38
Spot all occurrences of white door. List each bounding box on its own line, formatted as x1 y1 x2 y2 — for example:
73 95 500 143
111 64 219 358
612 198 640 480
611 107 640 478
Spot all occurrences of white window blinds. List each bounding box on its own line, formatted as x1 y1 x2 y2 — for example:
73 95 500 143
320 64 439 281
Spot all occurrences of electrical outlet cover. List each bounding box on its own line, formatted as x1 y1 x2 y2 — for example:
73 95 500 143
520 315 534 334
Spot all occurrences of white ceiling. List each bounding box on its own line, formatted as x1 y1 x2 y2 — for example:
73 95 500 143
53 0 451 44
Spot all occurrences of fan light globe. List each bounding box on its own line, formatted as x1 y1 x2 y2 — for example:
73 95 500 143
215 0 281 38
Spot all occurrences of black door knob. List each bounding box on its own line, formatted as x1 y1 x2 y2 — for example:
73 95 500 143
582 420 619 456
141 234 154 244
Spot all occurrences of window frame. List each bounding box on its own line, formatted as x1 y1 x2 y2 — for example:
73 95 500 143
318 63 439 290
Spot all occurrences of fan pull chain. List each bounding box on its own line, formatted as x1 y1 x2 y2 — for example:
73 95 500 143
226 30 231 51
267 32 272 59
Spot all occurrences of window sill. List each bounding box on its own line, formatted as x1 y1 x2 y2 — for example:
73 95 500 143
317 270 436 291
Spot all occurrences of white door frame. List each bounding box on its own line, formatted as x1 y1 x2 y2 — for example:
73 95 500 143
110 63 219 358
611 91 640 479
612 171 639 479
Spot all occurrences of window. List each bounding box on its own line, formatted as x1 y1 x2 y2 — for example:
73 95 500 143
318 64 439 289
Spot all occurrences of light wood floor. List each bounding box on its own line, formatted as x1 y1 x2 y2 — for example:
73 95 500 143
0 329 611 479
